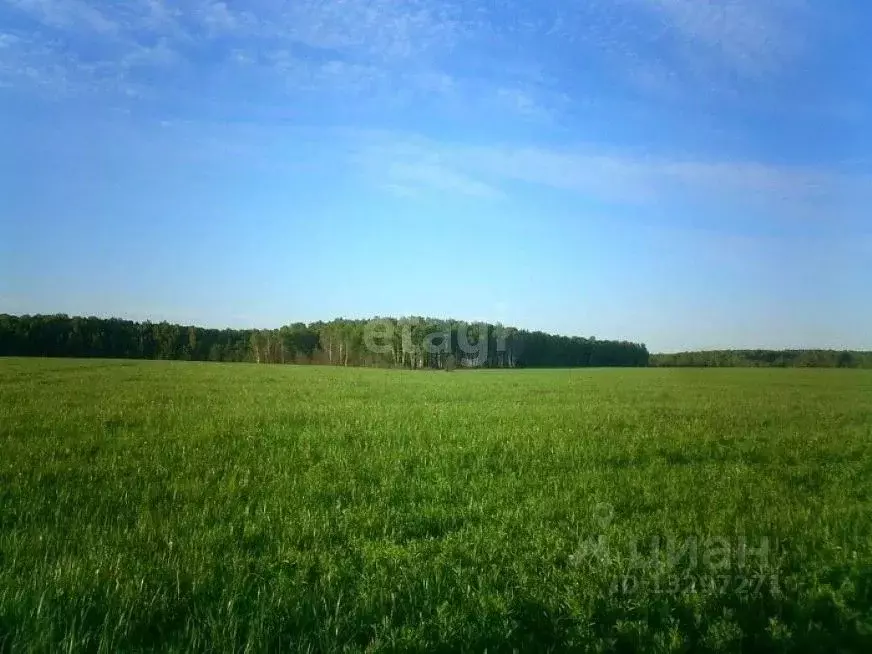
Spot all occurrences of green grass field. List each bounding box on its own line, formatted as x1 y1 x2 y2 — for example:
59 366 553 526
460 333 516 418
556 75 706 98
1 359 871 652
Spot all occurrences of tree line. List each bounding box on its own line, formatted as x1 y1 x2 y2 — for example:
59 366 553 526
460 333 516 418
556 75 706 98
651 350 872 368
0 314 650 368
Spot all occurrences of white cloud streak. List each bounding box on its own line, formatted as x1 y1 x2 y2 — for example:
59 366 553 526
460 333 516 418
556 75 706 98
351 131 871 223
384 160 503 199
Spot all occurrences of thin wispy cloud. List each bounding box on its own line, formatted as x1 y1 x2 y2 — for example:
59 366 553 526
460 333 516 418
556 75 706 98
0 1 521 113
558 0 816 102
196 1 242 34
0 0 860 167
5 0 117 34
351 130 871 226
121 38 178 69
495 88 553 121
0 0 824 118
0 30 96 95
273 0 470 60
630 0 807 75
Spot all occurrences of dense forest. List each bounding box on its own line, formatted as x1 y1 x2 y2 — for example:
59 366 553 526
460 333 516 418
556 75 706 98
651 350 872 368
4 315 868 369
0 314 649 368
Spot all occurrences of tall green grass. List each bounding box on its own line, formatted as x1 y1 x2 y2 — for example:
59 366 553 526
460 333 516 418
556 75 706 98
1 359 871 651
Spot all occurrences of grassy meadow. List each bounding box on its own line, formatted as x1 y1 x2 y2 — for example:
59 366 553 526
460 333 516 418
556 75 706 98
1 358 871 652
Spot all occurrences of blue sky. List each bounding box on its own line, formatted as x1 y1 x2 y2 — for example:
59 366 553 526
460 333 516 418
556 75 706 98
1 0 869 352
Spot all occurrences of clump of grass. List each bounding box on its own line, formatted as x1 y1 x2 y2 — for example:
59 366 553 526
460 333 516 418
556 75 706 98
1 359 871 651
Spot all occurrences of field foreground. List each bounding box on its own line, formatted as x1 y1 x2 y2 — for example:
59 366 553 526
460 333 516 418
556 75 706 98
1 359 871 652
